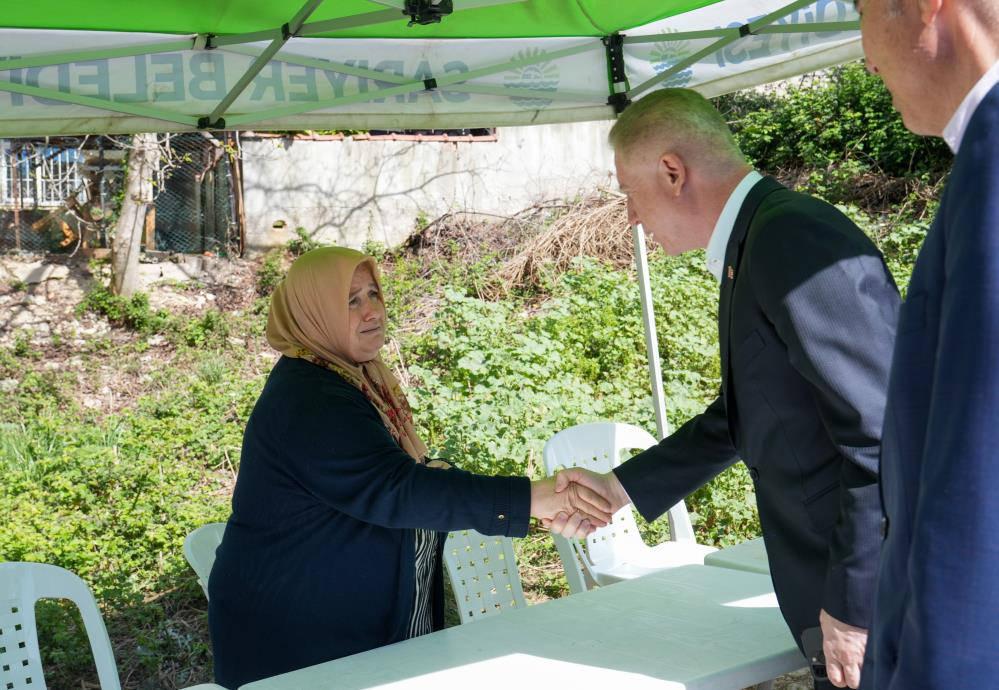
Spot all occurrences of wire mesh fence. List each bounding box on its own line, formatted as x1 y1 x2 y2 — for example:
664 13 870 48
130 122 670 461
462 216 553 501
0 134 242 256
0 138 91 253
153 134 241 257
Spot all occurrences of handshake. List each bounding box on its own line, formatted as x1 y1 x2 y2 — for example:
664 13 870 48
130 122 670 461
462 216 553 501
529 468 632 538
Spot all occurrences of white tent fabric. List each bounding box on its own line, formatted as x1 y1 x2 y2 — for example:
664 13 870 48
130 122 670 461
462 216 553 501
0 0 860 136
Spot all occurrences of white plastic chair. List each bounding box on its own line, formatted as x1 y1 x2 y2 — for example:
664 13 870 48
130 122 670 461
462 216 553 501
443 529 527 624
0 561 225 690
183 522 225 600
543 421 717 593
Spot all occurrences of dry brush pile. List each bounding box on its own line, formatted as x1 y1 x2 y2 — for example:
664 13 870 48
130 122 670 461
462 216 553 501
396 189 653 300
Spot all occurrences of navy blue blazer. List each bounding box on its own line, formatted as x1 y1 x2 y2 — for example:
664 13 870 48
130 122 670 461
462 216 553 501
208 356 530 689
863 83 999 689
615 178 898 645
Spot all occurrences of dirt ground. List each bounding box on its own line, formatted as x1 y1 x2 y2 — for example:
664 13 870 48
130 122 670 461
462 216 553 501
0 252 259 413
0 253 257 344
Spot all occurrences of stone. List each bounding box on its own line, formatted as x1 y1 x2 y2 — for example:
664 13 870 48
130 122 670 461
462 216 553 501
18 262 68 285
9 310 41 328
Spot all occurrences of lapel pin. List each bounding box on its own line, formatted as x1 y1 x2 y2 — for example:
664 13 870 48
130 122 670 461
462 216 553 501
727 265 735 280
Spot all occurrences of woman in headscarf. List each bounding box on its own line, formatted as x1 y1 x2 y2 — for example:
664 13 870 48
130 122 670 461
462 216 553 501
207 247 610 688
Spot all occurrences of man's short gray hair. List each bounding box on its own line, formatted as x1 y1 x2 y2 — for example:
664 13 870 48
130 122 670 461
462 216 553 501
608 88 746 169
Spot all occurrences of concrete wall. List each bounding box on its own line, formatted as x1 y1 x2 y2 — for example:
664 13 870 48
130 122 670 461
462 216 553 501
240 120 616 253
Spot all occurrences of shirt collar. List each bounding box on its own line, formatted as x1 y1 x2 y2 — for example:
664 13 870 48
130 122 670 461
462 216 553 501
705 170 763 283
943 59 999 154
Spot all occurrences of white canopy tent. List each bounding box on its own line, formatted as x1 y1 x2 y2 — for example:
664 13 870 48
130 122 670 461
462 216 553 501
0 1 862 509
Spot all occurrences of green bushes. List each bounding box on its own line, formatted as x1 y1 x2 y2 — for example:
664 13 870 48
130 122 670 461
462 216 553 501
0 348 260 685
78 283 233 348
255 249 285 296
388 252 755 545
718 62 951 201
78 285 171 334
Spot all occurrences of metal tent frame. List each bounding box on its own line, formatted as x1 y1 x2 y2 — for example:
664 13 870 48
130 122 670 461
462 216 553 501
0 0 855 133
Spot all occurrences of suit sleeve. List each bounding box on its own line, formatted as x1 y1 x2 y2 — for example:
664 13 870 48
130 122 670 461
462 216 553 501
613 395 739 521
748 200 899 628
270 382 531 538
890 142 999 688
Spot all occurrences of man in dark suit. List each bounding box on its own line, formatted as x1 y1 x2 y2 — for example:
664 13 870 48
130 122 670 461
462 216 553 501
857 1 999 687
550 89 900 689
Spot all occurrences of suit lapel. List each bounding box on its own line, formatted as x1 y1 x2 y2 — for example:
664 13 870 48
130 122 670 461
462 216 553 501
719 177 784 404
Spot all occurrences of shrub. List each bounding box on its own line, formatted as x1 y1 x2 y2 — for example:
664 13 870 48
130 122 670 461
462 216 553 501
388 253 758 546
255 249 285 296
286 227 324 257
177 309 230 349
717 62 951 201
78 285 171 334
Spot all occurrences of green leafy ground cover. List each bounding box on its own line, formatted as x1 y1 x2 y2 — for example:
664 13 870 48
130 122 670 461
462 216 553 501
0 63 942 688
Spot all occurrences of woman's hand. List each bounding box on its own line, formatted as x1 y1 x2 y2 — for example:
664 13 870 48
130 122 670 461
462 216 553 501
530 478 612 538
542 469 632 538
425 459 452 470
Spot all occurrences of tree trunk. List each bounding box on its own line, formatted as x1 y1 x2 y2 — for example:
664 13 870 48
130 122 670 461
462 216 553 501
111 133 160 296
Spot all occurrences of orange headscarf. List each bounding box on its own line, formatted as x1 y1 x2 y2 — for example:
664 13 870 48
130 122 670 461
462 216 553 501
266 246 428 462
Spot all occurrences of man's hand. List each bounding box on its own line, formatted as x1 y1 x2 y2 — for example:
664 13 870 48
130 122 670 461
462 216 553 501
820 609 868 689
556 468 631 513
530 478 612 538
543 468 632 537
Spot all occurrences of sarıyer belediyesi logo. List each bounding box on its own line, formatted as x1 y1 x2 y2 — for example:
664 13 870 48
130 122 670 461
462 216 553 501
504 47 559 110
649 29 694 88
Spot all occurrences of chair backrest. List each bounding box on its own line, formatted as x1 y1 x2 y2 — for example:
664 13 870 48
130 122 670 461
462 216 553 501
0 562 121 690
443 530 527 624
183 522 226 600
543 422 697 593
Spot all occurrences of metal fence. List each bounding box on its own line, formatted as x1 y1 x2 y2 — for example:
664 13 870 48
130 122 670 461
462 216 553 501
0 134 242 256
0 139 90 252
153 134 241 257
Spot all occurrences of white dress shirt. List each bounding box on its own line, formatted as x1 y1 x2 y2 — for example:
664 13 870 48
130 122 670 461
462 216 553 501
943 59 999 154
705 170 763 283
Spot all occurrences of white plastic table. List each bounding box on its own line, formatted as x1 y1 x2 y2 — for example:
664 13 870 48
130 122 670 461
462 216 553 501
704 537 771 575
241 564 804 690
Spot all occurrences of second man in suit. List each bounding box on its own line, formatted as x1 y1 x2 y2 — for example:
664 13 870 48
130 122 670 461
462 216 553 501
550 89 900 689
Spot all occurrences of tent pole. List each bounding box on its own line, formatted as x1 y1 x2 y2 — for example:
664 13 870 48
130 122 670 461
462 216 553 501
222 39 598 91
221 45 413 85
202 0 327 128
0 41 194 72
756 21 859 34
628 0 820 99
225 79 431 126
634 223 699 542
224 41 602 126
622 19 858 47
0 80 198 127
633 223 669 441
625 28 736 45
629 32 743 98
